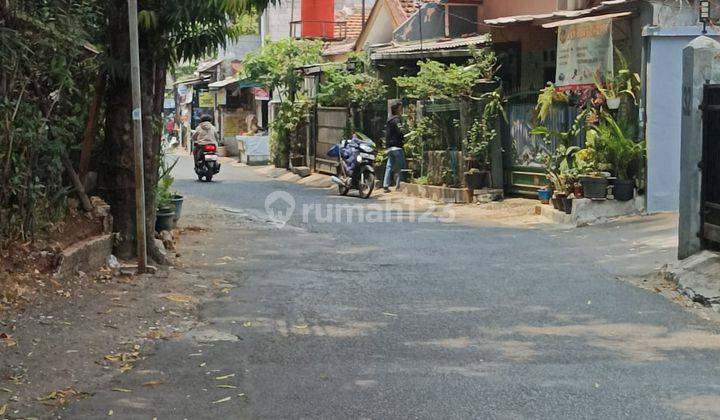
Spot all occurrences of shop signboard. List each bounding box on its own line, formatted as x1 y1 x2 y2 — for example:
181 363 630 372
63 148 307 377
217 88 227 106
556 19 613 91
253 87 270 101
199 91 215 108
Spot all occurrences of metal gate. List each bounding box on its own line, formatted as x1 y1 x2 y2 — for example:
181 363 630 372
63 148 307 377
702 85 720 246
314 106 347 175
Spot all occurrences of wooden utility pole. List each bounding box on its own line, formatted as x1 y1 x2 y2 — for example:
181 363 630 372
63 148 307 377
127 0 148 272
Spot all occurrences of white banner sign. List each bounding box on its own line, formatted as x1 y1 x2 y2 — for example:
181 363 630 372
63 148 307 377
556 19 614 91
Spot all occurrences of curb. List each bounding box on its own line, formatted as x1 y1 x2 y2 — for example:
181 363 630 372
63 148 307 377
660 251 720 310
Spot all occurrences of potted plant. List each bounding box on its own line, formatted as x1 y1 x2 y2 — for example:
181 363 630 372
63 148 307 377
594 52 641 111
290 154 304 168
537 186 553 205
539 144 580 212
171 194 184 224
156 157 178 232
598 112 645 201
577 130 609 200
156 178 176 232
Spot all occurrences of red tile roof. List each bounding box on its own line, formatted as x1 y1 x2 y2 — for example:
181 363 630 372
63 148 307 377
345 10 366 39
335 7 370 40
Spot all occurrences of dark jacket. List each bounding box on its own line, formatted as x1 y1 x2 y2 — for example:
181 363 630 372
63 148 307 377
385 115 404 149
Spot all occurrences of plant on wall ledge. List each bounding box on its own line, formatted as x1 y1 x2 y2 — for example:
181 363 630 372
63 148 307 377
534 82 569 124
594 49 641 110
317 52 387 108
317 68 386 108
394 46 498 101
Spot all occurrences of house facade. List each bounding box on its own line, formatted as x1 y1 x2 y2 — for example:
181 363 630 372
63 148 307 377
351 0 709 211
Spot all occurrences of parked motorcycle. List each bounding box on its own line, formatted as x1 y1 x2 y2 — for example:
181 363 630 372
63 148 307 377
193 143 221 182
328 135 376 199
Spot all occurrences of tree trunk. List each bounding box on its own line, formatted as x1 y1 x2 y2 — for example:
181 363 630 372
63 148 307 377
101 0 166 263
101 1 135 258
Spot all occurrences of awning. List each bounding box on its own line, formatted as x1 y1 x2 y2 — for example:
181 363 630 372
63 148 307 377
371 34 491 60
208 78 239 89
173 76 210 86
484 0 639 27
208 78 262 90
197 58 224 73
542 11 633 28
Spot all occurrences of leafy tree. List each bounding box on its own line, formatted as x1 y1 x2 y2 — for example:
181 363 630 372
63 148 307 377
241 38 322 167
317 69 386 108
101 0 273 260
394 47 497 100
0 0 104 243
394 47 504 167
242 38 323 101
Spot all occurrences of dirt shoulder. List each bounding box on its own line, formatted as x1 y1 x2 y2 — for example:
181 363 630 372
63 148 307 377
0 205 224 419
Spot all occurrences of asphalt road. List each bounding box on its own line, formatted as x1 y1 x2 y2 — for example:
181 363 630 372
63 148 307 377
60 156 720 419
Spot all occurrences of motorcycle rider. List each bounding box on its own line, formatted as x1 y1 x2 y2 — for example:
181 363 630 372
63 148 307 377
192 114 218 164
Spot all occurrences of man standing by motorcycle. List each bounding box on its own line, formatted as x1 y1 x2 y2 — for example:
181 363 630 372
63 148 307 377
383 103 405 193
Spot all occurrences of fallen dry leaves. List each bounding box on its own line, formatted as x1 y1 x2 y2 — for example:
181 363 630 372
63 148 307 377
104 345 141 373
0 332 17 347
142 380 165 386
36 387 91 406
163 293 193 303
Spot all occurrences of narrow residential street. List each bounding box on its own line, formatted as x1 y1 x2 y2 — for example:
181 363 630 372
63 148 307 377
55 156 720 419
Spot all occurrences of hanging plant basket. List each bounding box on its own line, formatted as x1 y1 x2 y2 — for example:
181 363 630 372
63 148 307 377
606 97 621 110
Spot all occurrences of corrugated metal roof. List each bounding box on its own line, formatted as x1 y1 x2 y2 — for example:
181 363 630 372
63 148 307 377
484 0 638 26
542 11 633 28
372 33 491 54
208 78 239 89
197 58 224 73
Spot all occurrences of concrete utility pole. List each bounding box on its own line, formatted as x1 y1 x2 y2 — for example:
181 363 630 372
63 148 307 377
127 0 148 272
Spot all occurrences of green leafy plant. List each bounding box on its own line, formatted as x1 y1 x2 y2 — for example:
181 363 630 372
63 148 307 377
157 157 179 210
0 0 104 244
269 97 312 166
594 49 641 106
464 88 506 166
588 111 645 179
317 59 386 108
242 38 323 101
535 83 569 123
243 38 322 166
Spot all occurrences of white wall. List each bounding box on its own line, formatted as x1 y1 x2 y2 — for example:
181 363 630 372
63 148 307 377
261 1 294 41
360 4 393 49
645 26 718 213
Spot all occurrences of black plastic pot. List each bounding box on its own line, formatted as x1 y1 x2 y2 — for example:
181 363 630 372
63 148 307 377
555 193 567 212
464 169 483 190
551 197 559 210
563 197 573 215
580 176 608 199
155 209 176 232
613 179 635 201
